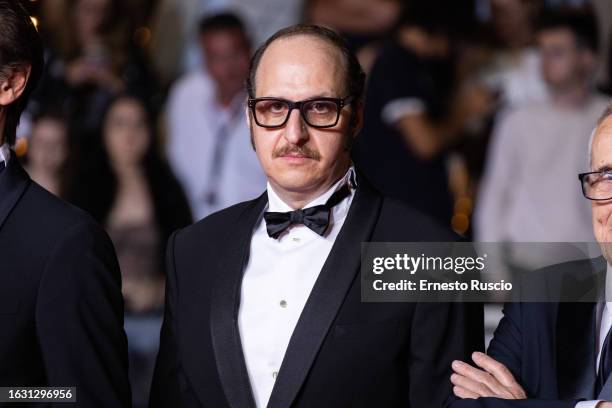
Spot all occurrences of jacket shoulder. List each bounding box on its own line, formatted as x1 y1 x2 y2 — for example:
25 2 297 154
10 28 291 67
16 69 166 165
173 195 265 248
20 182 103 234
376 196 457 242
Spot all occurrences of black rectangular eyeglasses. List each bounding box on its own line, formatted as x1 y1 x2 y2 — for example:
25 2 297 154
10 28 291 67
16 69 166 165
579 170 612 200
247 96 354 129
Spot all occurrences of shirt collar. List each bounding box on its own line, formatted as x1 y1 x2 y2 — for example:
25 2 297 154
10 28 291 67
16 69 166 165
607 262 612 304
267 166 357 213
211 90 246 118
0 144 10 167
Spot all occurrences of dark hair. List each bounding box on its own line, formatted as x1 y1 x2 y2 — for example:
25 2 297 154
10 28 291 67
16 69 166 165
31 106 68 128
199 12 247 36
68 94 192 270
395 0 475 36
0 0 44 146
537 8 599 53
246 24 366 112
27 107 71 198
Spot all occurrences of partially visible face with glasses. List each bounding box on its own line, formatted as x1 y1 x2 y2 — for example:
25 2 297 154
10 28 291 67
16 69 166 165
583 115 612 260
247 35 359 204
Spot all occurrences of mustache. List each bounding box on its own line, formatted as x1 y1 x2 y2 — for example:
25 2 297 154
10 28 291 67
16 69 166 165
273 144 321 160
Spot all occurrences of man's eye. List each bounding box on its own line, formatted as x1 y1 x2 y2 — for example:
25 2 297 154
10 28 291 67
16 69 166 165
269 102 285 113
590 173 612 186
310 102 331 113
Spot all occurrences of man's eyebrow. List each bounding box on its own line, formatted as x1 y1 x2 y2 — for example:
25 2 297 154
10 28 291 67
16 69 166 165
257 93 338 100
593 165 612 172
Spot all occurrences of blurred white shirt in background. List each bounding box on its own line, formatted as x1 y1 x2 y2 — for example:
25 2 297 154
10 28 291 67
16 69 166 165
166 70 266 221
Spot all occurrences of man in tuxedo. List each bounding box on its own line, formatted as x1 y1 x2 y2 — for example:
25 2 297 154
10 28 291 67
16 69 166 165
0 1 130 405
449 103 612 408
151 24 482 407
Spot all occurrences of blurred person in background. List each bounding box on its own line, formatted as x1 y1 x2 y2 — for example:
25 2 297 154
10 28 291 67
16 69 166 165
304 0 401 73
475 9 607 246
69 95 192 408
31 0 157 141
24 110 71 198
0 1 130 404
149 0 303 85
352 0 494 227
479 0 549 108
165 12 266 220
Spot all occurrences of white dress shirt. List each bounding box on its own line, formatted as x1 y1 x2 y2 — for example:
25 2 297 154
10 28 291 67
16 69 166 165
165 70 267 220
0 143 10 168
576 264 612 408
238 167 356 408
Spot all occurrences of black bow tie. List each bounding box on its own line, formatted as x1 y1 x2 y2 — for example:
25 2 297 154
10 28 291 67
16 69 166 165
264 184 352 239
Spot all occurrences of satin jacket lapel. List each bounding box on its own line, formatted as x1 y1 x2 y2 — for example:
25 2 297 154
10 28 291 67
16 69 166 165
556 257 606 400
597 258 612 401
209 193 267 408
266 179 382 408
599 352 612 400
0 157 30 231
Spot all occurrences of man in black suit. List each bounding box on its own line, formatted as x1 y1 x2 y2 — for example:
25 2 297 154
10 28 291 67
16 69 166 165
0 1 130 405
151 24 482 408
449 105 612 408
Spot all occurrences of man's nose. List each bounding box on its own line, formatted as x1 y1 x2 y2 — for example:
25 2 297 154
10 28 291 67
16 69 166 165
283 108 308 145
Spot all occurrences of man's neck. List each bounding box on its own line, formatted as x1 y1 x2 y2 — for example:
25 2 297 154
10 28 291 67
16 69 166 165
270 164 351 210
550 82 591 109
216 87 243 108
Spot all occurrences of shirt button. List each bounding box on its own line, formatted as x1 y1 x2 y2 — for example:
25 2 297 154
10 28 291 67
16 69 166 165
292 237 300 242
272 371 278 379
280 300 287 308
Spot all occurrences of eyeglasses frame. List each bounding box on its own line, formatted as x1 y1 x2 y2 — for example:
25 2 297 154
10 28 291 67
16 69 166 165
247 96 354 129
578 170 612 200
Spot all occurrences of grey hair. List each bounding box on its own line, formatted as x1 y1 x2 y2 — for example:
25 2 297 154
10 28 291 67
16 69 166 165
588 100 612 169
588 127 597 170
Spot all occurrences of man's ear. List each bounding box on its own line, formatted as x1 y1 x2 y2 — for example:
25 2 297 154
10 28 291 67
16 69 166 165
245 106 252 128
246 107 257 151
0 64 31 107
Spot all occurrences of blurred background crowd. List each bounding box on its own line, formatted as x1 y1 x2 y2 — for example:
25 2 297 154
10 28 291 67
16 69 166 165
15 0 612 406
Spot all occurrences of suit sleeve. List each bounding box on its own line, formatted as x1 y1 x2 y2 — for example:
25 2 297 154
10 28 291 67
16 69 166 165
150 230 188 407
447 302 578 408
409 301 484 407
35 219 131 407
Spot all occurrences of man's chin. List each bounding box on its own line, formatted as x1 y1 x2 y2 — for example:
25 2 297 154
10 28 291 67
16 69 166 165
599 241 612 266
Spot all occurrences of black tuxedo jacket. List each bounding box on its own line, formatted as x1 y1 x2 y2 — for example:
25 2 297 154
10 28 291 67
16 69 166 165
0 159 130 406
451 257 608 408
151 176 483 408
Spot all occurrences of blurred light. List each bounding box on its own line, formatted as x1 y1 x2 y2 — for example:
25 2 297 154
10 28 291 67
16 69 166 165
30 16 39 30
451 213 470 236
134 27 152 48
454 197 473 215
15 138 28 158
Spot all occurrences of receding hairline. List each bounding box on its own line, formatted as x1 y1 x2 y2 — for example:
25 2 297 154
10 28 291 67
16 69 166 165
589 111 612 170
252 33 349 95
